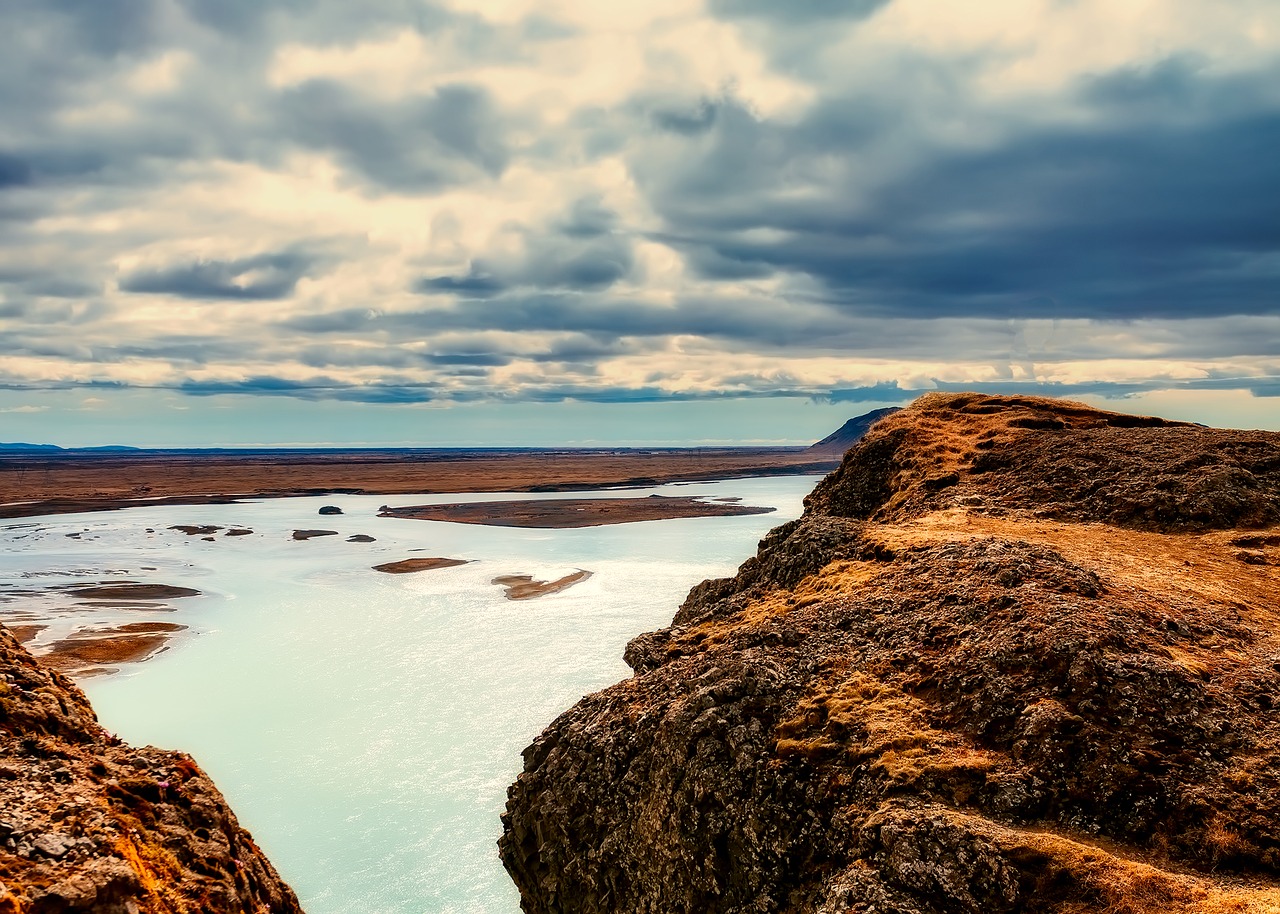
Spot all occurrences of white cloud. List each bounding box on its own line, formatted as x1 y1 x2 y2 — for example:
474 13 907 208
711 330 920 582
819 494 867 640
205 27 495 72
0 0 1274 420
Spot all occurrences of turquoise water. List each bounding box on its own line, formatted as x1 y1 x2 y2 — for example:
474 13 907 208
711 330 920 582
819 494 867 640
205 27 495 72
0 476 819 912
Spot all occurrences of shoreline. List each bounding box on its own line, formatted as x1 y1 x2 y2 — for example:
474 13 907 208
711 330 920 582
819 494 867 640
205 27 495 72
0 449 837 521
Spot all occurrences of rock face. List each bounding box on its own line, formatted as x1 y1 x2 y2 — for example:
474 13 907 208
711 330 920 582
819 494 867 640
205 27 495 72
808 407 902 456
0 627 301 912
500 393 1280 914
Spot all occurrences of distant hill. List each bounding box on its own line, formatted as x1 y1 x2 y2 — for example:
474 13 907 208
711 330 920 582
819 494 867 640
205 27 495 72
0 442 64 452
808 407 902 454
0 442 141 453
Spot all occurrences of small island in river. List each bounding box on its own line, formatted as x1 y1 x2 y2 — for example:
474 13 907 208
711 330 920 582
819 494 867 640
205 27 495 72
380 494 776 528
373 557 470 574
493 571 593 600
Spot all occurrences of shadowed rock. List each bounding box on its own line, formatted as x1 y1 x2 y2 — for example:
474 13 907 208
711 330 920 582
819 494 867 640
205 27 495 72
500 393 1280 914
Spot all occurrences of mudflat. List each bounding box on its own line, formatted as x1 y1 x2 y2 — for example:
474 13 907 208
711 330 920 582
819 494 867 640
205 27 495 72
493 571 593 600
373 557 470 574
380 495 776 528
41 621 188 675
0 447 837 520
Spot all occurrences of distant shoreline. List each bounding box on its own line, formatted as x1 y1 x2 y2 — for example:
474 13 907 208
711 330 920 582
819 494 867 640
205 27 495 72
0 447 838 521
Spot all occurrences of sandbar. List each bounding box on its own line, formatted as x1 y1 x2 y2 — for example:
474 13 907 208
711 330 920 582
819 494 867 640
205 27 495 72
40 622 187 674
373 557 470 574
381 495 775 529
293 529 339 540
8 623 45 644
493 571 592 600
69 583 200 600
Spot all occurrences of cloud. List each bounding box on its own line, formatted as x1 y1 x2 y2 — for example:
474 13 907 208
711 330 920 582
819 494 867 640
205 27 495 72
709 0 891 25
275 79 510 191
120 252 316 300
0 0 1276 421
629 64 1280 320
416 196 635 294
0 404 48 413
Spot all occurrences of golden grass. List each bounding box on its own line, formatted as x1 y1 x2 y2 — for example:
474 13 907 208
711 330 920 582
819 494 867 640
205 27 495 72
775 669 999 788
869 805 1280 914
869 512 1280 640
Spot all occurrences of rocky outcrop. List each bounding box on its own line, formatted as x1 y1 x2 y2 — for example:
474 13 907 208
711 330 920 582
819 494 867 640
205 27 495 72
0 627 301 913
501 392 1280 914
808 408 902 455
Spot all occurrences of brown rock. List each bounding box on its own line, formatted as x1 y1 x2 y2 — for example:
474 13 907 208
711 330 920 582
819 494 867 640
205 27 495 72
500 393 1280 914
0 625 301 912
292 529 338 540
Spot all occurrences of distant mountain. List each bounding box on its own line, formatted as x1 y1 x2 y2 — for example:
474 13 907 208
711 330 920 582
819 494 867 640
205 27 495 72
0 442 142 453
808 407 902 454
0 442 64 452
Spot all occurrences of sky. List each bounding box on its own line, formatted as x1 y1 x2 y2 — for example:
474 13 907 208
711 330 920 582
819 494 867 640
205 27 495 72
1 0 1278 447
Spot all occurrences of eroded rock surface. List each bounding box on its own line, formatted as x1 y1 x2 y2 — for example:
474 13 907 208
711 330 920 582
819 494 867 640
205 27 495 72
501 392 1280 914
0 626 301 913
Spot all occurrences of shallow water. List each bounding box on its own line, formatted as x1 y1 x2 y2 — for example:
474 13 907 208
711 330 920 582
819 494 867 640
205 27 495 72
0 476 819 913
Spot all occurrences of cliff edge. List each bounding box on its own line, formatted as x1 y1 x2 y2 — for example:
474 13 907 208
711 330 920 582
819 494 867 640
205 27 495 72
501 392 1280 914
0 628 301 912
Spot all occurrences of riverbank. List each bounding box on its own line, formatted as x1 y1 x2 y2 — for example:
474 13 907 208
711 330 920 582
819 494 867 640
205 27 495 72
0 447 839 520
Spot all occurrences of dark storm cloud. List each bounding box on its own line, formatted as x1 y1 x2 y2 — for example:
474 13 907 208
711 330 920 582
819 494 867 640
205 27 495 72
0 154 32 189
121 252 316 300
557 196 617 238
276 80 510 191
40 0 163 57
178 375 438 404
0 0 543 203
632 63 1280 321
416 270 507 298
424 352 512 367
288 294 850 347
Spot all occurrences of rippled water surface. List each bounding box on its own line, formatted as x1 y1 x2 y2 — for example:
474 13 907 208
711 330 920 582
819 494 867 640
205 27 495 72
0 476 820 913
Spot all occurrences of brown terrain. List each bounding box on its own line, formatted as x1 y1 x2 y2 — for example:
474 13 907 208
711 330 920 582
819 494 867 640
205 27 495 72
0 447 839 521
3 584 204 679
493 572 594 601
380 495 776 528
0 627 300 912
372 557 471 574
500 393 1280 914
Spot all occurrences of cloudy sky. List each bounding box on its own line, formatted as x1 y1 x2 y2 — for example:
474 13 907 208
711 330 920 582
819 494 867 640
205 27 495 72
2 0 1278 446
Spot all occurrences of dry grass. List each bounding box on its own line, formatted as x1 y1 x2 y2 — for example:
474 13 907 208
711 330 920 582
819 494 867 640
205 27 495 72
775 669 999 788
991 816 1280 914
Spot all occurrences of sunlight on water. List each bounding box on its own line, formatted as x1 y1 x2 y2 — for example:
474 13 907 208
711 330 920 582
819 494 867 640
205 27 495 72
0 476 820 913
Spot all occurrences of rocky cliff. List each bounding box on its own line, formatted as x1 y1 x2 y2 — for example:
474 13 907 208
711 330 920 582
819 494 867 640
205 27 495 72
500 392 1280 914
0 628 301 913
